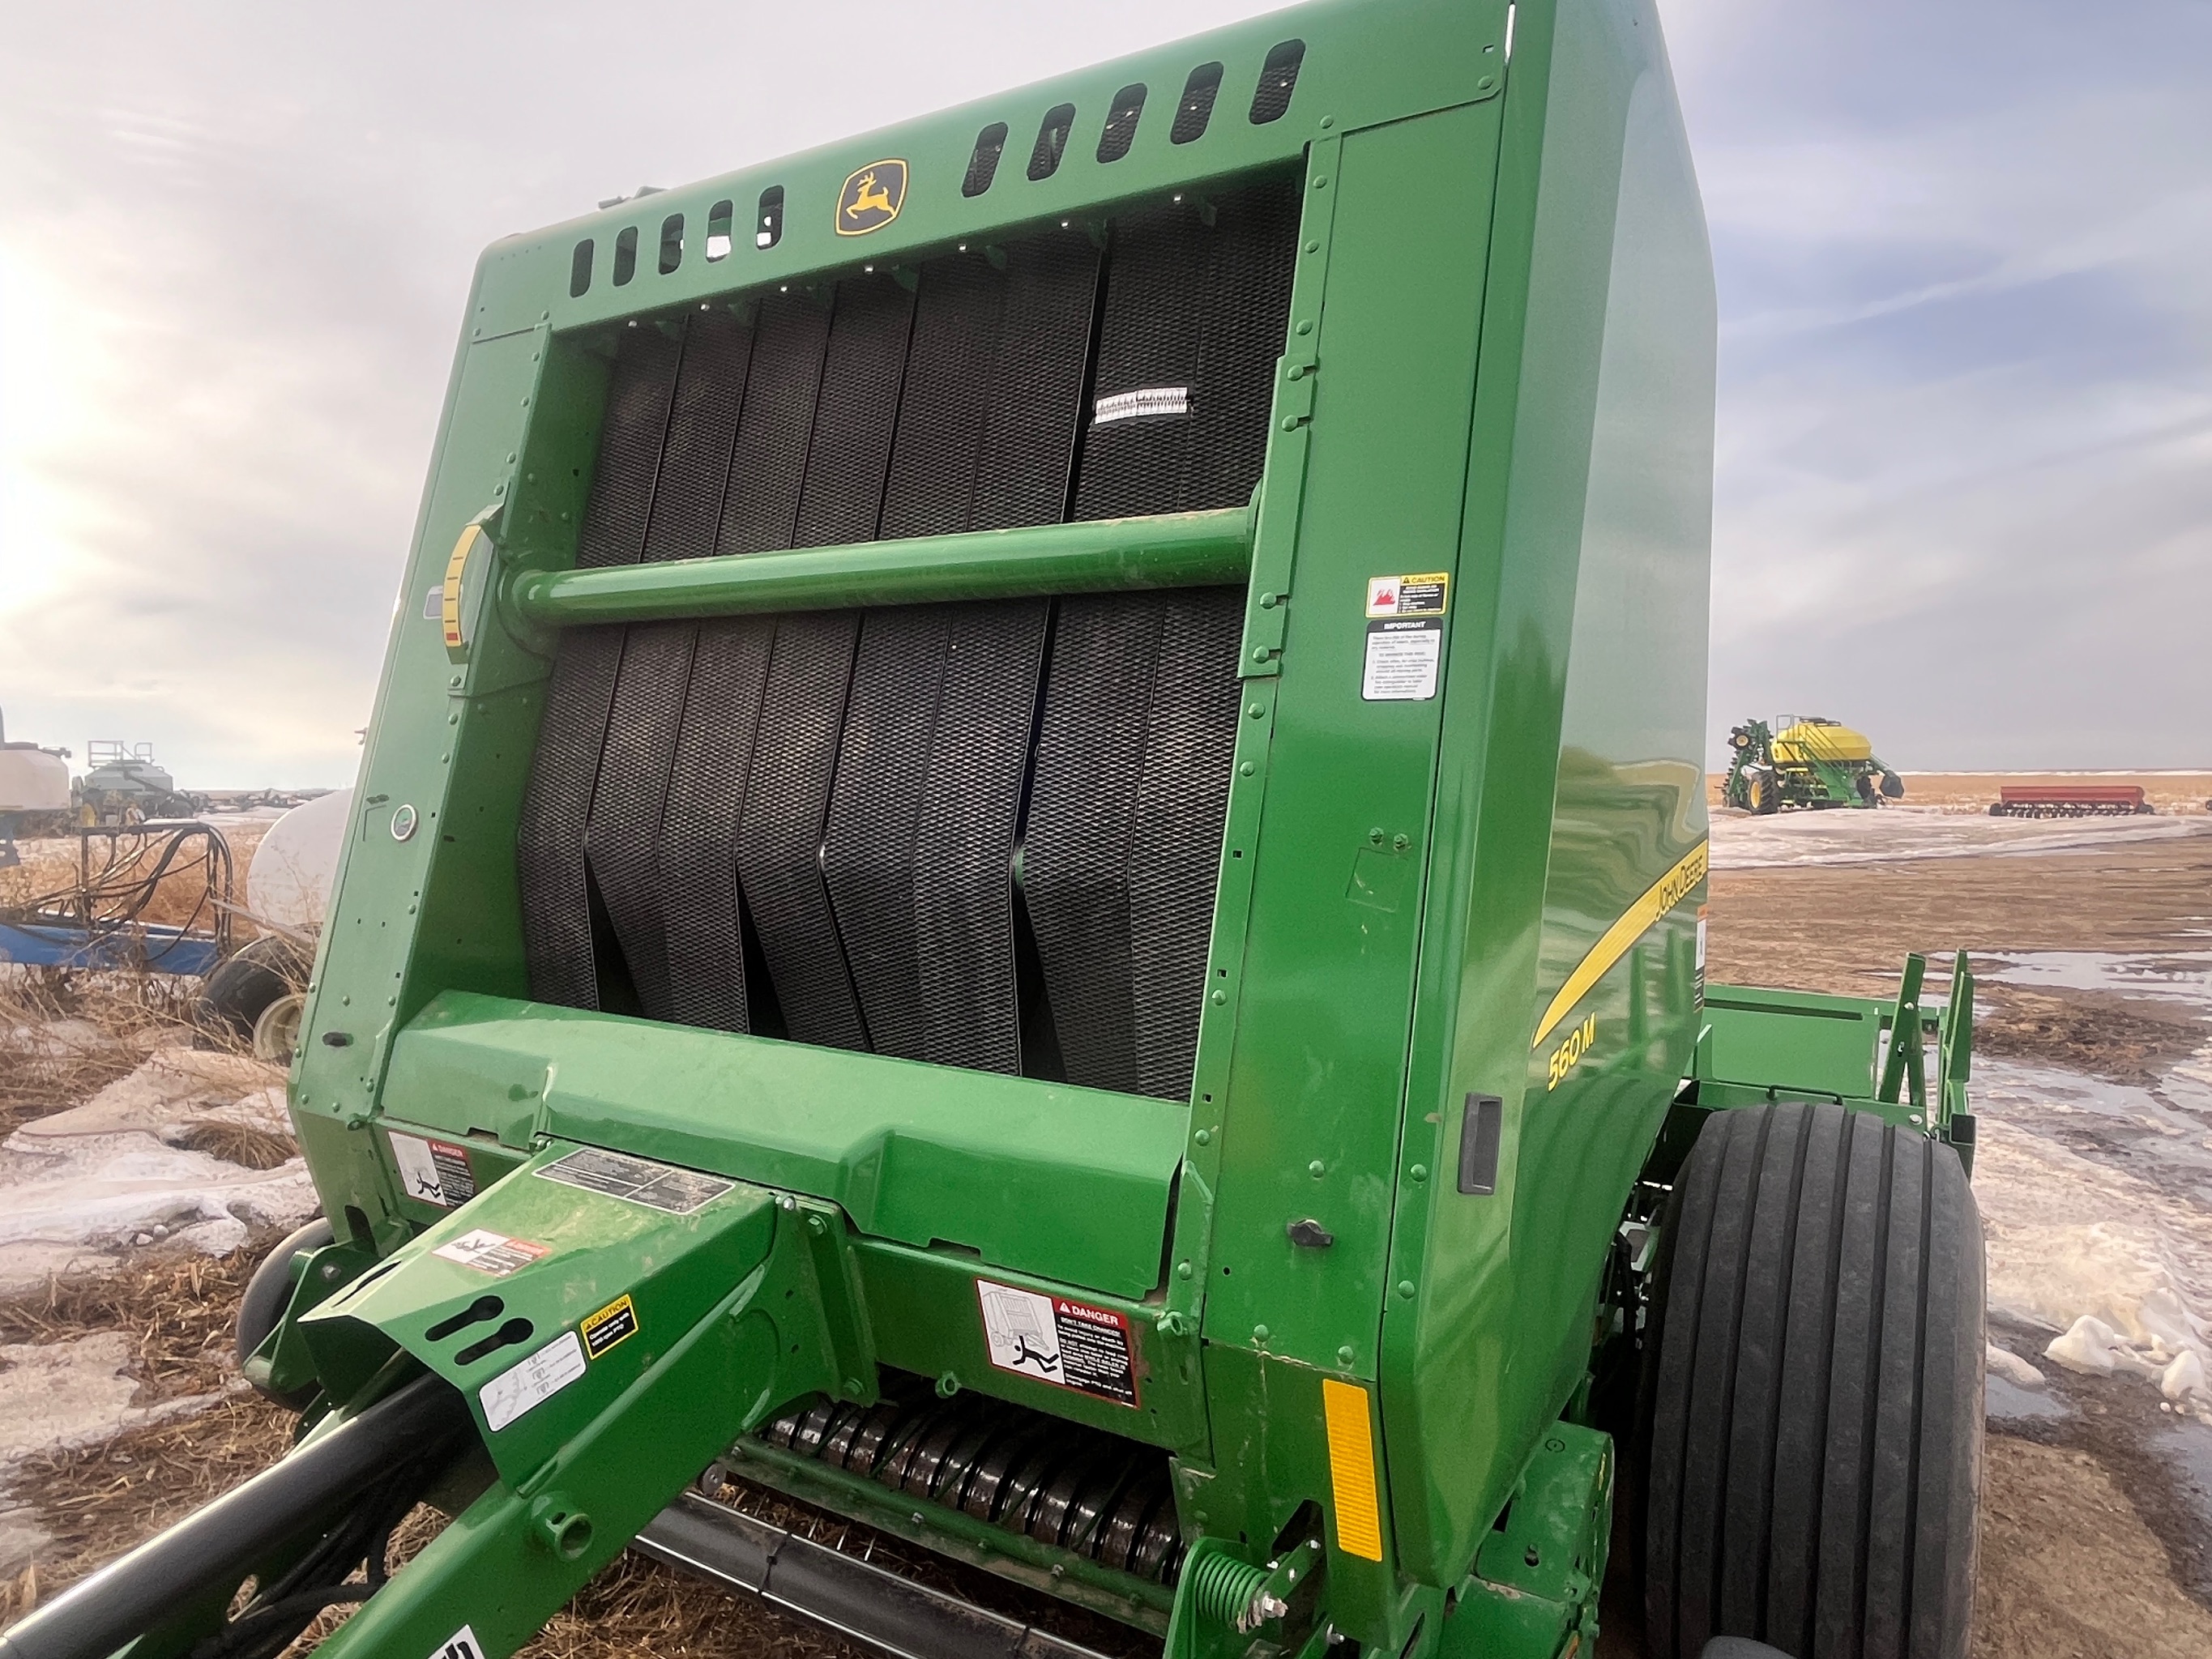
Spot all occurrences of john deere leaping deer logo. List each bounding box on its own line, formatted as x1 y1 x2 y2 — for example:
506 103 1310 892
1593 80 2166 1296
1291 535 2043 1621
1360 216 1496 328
835 160 907 235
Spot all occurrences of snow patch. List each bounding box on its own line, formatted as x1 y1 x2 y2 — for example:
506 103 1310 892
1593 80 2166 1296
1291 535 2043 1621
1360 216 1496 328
0 1047 317 1290
1709 807 2211 870
0 1333 228 1473
1975 1114 2212 1422
1987 1344 2046 1388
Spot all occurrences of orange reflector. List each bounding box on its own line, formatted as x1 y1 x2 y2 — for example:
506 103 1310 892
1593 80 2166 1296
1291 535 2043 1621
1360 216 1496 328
1321 1377 1384 1562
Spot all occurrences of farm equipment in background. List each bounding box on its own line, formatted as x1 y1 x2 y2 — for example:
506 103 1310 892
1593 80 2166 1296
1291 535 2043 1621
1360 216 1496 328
0 821 236 975
1988 783 2155 818
0 707 75 865
1722 715 1904 813
0 790 337 1059
78 740 205 825
1 6 1988 1659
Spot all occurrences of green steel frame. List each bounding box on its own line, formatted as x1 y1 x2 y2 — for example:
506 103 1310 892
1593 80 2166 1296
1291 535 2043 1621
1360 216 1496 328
22 6 1978 1659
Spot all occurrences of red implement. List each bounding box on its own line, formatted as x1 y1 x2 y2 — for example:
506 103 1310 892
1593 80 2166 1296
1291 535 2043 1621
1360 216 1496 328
1990 784 2152 817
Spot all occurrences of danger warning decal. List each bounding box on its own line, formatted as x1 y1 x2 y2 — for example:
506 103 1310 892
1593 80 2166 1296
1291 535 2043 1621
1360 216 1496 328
388 1129 478 1209
433 1229 550 1277
976 1279 1139 1407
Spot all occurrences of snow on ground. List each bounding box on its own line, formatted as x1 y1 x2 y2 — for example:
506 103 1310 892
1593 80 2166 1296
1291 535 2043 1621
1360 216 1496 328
1710 805 2212 869
1977 1106 2212 1420
0 1333 236 1574
0 1043 318 1292
1972 945 2212 1417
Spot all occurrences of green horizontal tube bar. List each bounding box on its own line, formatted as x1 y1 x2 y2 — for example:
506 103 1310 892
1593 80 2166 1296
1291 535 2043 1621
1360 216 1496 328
510 505 1254 627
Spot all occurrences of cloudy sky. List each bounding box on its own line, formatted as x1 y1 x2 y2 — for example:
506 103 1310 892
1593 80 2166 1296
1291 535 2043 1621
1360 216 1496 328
2 0 2206 786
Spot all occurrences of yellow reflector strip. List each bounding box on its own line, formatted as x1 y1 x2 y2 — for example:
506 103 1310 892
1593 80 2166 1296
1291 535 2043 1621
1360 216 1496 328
442 524 485 650
1321 1378 1384 1562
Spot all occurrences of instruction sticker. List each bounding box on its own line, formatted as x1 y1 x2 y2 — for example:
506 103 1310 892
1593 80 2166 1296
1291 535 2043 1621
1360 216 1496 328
1362 619 1442 701
1366 572 1448 617
535 1147 734 1215
579 1293 639 1360
479 1330 587 1432
427 1627 483 1659
433 1228 550 1277
388 1130 478 1209
976 1279 1139 1407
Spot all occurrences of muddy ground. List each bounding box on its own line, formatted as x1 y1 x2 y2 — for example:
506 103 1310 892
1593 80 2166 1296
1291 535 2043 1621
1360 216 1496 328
3 824 2210 1656
1689 825 2212 1659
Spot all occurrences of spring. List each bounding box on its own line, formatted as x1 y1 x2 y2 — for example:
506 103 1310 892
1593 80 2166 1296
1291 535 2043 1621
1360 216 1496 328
1185 1546 1268 1628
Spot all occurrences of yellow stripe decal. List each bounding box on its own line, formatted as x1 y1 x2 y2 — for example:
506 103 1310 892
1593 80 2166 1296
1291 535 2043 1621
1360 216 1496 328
1531 838 1709 1048
1321 1378 1385 1562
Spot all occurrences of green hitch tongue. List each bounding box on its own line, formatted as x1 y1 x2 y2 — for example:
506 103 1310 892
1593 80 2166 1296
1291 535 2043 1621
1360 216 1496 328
295 1148 869 1659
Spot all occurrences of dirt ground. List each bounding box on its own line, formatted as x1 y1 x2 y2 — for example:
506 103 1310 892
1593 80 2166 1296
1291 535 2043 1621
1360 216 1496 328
4 825 2210 1656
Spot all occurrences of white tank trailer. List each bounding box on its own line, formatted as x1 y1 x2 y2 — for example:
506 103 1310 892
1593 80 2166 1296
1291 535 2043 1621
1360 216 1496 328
0 707 74 864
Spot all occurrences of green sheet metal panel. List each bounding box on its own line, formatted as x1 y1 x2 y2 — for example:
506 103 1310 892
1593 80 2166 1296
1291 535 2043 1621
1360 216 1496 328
1377 0 1715 1581
1699 983 1885 1099
382 991 1188 1298
469 2 1506 343
1198 95 1505 1377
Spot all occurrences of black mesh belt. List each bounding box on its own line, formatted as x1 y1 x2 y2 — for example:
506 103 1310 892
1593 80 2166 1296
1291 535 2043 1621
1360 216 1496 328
736 612 868 1051
514 186 1290 1103
660 616 776 1031
1022 588 1244 1099
718 293 831 557
1125 587 1246 1098
584 310 758 1018
1073 178 1300 522
518 323 683 1007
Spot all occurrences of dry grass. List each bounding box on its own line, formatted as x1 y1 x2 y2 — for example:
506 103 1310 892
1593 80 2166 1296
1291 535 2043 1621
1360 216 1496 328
0 969 200 1136
0 1244 299 1627
170 1120 301 1171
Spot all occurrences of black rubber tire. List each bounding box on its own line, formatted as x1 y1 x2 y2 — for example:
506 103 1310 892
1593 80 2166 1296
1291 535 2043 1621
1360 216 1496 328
1638 1102 1984 1659
197 935 313 1043
234 1216 334 1408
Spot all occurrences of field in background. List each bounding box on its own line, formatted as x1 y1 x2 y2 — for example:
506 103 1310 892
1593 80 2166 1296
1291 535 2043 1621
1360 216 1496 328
1707 771 2212 814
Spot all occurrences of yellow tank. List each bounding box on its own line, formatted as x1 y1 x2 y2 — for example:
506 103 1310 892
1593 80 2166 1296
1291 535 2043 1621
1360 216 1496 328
1771 719 1874 764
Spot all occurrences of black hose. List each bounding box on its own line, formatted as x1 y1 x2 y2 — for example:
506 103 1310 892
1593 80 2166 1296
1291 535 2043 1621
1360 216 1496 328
0 1372 471 1659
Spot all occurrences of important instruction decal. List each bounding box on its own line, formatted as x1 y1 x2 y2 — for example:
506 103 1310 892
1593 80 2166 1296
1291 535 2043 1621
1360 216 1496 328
1362 620 1442 701
388 1130 478 1209
427 1626 484 1659
479 1330 587 1432
432 1228 550 1277
976 1279 1139 1407
535 1147 734 1215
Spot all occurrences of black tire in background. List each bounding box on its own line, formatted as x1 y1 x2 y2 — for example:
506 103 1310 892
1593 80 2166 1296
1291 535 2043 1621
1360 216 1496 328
196 935 313 1044
234 1216 335 1408
1638 1102 1984 1659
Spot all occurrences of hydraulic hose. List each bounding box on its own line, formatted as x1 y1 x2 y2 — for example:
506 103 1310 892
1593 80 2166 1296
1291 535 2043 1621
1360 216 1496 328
0 1371 472 1659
